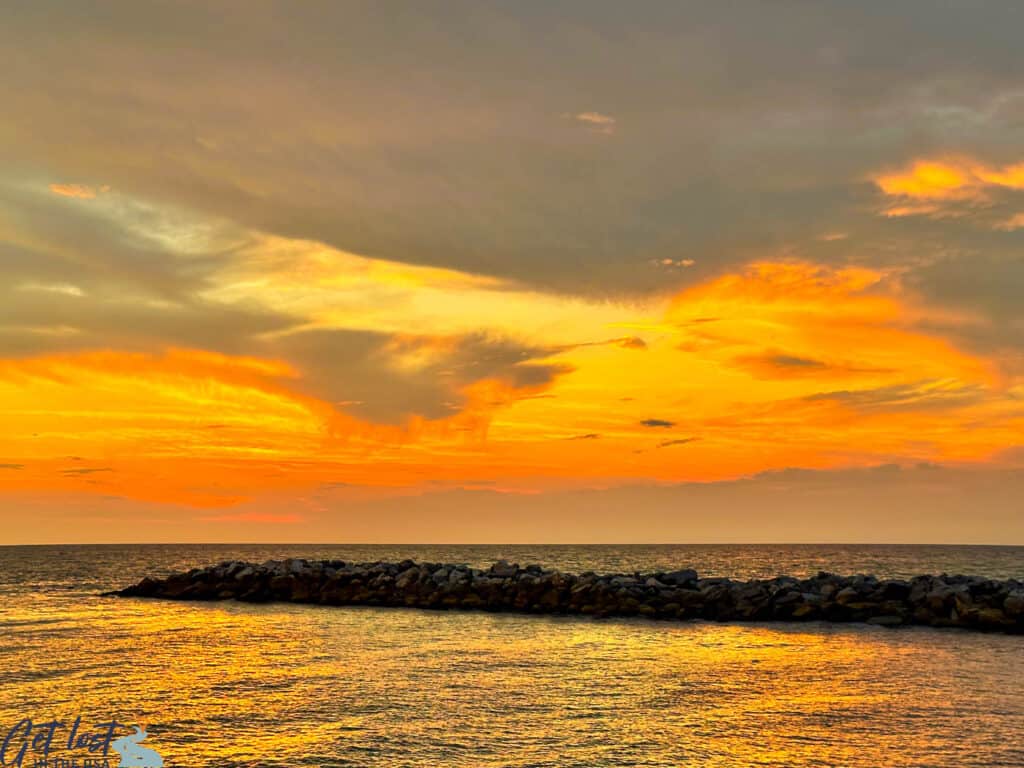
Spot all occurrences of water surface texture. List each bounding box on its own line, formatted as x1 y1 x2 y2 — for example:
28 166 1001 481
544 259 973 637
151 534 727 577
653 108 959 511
2 544 1023 767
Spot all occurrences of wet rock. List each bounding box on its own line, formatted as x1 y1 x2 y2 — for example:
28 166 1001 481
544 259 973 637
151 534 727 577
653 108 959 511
1003 591 1024 618
662 569 699 586
835 586 860 605
489 560 518 578
872 580 910 601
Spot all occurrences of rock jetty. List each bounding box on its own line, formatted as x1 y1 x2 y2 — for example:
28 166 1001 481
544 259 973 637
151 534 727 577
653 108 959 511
105 559 1024 633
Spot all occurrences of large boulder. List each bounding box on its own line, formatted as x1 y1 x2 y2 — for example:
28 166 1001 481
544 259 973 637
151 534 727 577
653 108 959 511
489 560 519 578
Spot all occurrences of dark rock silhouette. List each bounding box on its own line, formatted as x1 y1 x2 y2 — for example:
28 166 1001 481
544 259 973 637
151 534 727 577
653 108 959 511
104 558 1024 634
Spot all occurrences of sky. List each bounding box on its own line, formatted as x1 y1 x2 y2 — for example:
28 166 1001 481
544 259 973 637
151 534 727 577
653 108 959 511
2 1 1024 544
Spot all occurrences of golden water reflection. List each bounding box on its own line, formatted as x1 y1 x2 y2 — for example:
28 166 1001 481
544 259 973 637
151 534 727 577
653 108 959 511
2 593 1023 767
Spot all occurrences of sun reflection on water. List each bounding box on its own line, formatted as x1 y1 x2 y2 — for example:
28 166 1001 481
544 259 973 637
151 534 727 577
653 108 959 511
1 545 1022 767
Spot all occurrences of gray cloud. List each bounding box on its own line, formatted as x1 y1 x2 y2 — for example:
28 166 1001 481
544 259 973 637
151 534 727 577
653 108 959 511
765 354 827 369
2 1 1023 301
658 437 697 448
265 329 567 422
0 182 299 358
805 381 988 413
640 419 675 428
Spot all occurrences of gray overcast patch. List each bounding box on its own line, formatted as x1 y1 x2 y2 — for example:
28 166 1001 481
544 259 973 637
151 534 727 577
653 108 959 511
3 3 1024 298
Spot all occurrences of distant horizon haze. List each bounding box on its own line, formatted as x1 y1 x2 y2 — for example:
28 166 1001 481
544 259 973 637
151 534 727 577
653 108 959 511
3 462 1022 545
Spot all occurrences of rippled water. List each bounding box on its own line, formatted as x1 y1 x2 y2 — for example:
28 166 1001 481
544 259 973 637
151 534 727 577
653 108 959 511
1 544 1023 767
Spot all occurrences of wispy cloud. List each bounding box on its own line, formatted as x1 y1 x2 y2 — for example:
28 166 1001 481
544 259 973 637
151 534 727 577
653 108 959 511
615 336 647 350
48 183 108 200
61 467 113 476
740 351 827 370
654 258 696 269
995 212 1024 231
658 437 697 448
17 282 86 297
804 380 986 414
572 111 616 134
732 350 890 380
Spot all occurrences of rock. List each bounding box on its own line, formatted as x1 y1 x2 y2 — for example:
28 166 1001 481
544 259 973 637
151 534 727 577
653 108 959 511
820 582 840 598
101 559 1024 634
1003 591 1024 617
872 581 910 601
662 569 698 586
791 603 818 619
489 560 519 578
925 585 953 611
975 607 1013 629
835 586 860 605
674 589 705 609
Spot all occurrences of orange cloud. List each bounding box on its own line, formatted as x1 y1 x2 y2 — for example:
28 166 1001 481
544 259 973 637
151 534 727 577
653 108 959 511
48 183 106 199
485 260 1020 489
0 346 570 507
873 157 1024 223
668 261 992 384
973 163 1024 189
874 160 977 201
2 261 1021 520
573 111 616 134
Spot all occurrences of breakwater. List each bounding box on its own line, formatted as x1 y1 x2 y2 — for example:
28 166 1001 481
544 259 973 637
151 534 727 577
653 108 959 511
105 558 1024 633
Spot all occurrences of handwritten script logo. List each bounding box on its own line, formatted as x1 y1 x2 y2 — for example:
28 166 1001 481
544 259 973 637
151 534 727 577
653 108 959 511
0 717 164 768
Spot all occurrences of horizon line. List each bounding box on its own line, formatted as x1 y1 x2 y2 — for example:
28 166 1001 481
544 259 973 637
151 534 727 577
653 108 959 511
2 541 1021 548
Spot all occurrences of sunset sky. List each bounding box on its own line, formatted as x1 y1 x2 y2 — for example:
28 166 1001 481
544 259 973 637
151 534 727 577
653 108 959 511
3 2 1024 543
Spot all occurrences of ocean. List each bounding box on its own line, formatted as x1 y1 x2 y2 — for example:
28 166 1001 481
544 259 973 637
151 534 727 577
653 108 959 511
1 544 1022 767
